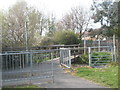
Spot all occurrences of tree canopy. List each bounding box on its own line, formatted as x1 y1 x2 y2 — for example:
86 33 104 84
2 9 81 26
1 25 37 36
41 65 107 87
91 0 119 37
53 30 80 45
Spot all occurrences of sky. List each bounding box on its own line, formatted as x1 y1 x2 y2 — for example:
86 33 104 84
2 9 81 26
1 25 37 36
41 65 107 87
0 0 101 28
0 0 93 19
26 0 93 20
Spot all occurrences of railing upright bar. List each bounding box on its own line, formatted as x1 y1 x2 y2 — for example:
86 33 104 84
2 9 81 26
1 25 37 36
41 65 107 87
6 55 8 70
51 52 54 83
68 49 71 68
88 47 92 67
30 52 33 84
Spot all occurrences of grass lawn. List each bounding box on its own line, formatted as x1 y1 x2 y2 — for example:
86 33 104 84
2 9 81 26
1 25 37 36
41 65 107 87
13 85 39 88
2 85 44 90
75 66 118 88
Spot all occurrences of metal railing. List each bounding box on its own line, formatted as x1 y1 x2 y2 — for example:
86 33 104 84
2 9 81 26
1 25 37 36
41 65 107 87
88 46 114 67
1 49 60 87
1 47 85 87
1 46 117 87
60 48 71 69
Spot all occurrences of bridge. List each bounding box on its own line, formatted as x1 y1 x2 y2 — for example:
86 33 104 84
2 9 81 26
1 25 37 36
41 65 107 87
1 45 116 87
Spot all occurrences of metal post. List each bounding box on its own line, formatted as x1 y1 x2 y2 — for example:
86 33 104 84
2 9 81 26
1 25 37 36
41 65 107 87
88 47 92 67
26 21 28 65
60 49 62 64
0 55 1 86
111 47 114 62
98 38 100 52
84 37 87 54
30 52 33 84
51 52 54 83
113 34 117 62
68 49 71 68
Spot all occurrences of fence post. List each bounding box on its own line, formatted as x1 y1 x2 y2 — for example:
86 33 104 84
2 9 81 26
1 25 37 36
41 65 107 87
88 47 92 67
111 47 114 62
98 39 101 52
51 52 54 83
0 54 2 89
26 53 28 65
68 49 71 68
60 49 62 64
30 52 33 84
113 34 117 62
84 38 87 54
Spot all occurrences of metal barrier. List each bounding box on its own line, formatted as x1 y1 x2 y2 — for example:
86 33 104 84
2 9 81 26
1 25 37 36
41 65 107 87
60 48 71 69
88 46 114 67
1 49 60 87
1 46 116 87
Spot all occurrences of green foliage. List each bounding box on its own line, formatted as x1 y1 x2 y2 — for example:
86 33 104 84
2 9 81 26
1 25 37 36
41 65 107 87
91 52 112 65
76 67 118 88
79 54 89 64
34 57 50 63
53 30 80 45
14 85 39 88
40 37 55 46
80 54 89 64
72 54 88 64
106 62 118 67
40 30 80 46
33 53 51 63
92 52 112 61
1 1 56 50
92 1 119 37
3 84 41 89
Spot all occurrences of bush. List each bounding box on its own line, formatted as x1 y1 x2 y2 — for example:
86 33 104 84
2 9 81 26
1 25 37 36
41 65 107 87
53 30 80 45
40 37 55 46
106 62 118 67
80 54 89 64
72 54 89 64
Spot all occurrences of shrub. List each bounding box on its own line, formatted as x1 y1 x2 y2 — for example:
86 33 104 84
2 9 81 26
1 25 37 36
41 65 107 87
80 54 89 64
53 30 80 45
106 62 118 67
81 54 89 64
72 54 89 64
40 37 54 46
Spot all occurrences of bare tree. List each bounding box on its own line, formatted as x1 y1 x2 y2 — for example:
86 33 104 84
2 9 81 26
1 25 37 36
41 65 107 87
57 6 91 40
70 7 91 39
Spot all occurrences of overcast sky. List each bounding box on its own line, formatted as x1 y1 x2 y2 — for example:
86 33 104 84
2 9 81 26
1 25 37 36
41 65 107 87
0 0 102 28
0 0 93 19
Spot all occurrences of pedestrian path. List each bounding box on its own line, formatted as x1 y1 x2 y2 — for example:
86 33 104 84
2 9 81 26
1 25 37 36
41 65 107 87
33 68 106 88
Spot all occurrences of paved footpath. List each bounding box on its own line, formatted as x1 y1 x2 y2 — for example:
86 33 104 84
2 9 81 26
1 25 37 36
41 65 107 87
33 68 106 88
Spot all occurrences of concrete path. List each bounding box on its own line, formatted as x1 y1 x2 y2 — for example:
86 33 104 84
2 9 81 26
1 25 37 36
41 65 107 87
33 68 105 88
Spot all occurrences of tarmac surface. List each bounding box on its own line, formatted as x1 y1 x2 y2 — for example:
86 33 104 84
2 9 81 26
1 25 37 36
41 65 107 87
33 67 106 88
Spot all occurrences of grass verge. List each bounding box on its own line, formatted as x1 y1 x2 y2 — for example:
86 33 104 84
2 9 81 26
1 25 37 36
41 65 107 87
75 66 118 88
2 84 43 90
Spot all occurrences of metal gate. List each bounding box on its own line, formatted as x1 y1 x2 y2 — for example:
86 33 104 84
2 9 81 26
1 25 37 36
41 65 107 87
60 48 71 69
1 49 60 87
88 46 114 67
